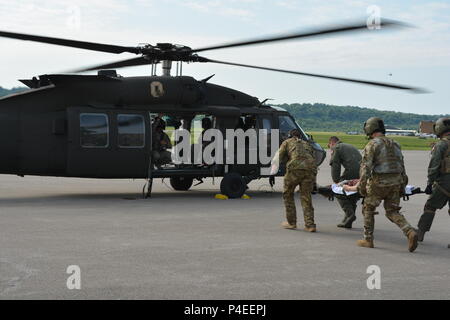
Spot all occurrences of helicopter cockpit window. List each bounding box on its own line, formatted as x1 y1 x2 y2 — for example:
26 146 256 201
80 113 109 148
279 115 299 140
118 114 145 148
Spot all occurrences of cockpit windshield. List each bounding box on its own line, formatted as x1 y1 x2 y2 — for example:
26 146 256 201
278 115 308 140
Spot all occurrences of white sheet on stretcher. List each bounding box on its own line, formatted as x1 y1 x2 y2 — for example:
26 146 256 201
331 184 358 196
331 184 417 196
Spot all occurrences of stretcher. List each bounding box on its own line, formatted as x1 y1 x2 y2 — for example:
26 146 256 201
317 181 424 201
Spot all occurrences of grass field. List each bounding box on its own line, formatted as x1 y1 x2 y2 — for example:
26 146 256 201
165 128 435 151
309 132 437 151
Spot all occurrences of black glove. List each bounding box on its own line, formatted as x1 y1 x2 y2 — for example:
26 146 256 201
425 184 433 195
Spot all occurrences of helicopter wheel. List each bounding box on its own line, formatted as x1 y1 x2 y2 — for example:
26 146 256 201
220 172 247 199
170 177 194 191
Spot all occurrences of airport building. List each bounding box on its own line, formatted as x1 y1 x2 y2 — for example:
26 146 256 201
385 128 417 136
419 120 435 134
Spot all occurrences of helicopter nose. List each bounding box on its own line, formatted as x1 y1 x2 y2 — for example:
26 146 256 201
0 108 18 173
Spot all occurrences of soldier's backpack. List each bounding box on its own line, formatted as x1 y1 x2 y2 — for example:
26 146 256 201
372 137 404 174
288 138 316 171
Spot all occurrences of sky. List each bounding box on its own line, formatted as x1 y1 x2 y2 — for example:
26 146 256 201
0 0 449 114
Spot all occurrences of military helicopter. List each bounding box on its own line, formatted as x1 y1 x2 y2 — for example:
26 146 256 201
0 20 424 198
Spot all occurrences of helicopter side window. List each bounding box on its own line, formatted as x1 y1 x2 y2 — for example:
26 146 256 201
261 117 272 131
278 115 299 140
80 113 109 148
118 114 145 148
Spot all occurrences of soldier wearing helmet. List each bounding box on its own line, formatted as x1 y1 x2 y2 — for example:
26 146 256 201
417 117 450 242
152 117 172 168
278 129 318 232
357 117 418 252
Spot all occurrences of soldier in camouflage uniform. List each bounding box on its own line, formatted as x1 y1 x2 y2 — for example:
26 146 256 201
328 136 362 228
152 118 172 168
357 117 418 252
279 129 318 232
417 118 450 242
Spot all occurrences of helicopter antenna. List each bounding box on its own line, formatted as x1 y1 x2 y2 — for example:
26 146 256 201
201 74 215 83
258 98 274 107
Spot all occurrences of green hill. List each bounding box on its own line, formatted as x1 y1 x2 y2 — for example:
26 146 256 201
278 103 449 132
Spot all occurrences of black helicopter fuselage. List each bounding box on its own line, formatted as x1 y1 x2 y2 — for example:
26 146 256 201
0 73 324 180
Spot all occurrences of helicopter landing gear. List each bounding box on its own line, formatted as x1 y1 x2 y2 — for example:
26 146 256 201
170 177 194 191
220 172 247 199
144 178 153 199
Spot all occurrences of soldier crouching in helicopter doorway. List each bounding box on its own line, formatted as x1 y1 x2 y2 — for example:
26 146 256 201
279 129 318 232
417 117 450 242
152 117 172 169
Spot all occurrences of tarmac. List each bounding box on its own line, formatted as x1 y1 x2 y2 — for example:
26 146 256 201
0 150 449 299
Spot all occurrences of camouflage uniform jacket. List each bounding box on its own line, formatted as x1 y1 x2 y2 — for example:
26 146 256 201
329 142 362 183
358 136 406 195
279 137 317 173
428 135 450 186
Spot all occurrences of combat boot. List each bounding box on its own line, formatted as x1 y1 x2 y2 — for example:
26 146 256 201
281 222 297 229
304 226 316 232
344 215 356 228
417 229 426 242
407 229 419 252
356 239 374 248
337 220 346 228
338 215 356 229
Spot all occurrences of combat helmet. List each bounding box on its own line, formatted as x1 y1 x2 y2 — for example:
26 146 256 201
433 117 450 137
363 117 385 136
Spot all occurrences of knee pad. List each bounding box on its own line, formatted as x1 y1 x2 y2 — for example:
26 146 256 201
363 210 377 218
385 205 402 221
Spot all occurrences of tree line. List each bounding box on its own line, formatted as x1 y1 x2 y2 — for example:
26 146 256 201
278 103 449 132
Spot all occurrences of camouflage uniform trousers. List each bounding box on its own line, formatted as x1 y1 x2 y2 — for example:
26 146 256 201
362 183 414 240
283 169 316 227
418 181 450 232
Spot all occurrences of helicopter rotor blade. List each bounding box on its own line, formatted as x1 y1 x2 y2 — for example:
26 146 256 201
0 30 140 54
204 58 427 93
71 56 152 73
191 20 405 53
